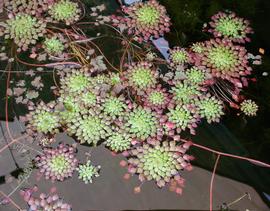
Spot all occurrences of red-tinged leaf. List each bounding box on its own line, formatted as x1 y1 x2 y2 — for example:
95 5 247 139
30 53 37 59
229 102 240 109
232 94 239 101
169 185 176 192
166 122 175 129
50 186 57 193
119 160 127 167
259 48 265 55
175 187 183 195
134 186 141 194
123 173 130 180
110 151 117 156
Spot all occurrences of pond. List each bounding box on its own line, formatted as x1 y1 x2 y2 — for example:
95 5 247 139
0 0 270 210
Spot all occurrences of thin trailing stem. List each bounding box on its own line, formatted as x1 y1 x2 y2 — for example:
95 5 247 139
210 154 220 211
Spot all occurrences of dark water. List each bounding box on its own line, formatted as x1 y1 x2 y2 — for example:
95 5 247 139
0 0 270 207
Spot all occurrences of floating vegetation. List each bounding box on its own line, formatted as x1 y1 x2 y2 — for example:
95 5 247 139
122 61 158 93
49 0 81 25
43 36 65 55
66 108 112 146
193 39 252 87
0 1 266 210
127 141 192 187
21 187 72 211
197 94 224 123
105 130 132 152
77 161 101 184
25 101 60 136
240 99 258 116
35 144 78 181
112 0 171 42
2 13 46 51
206 11 253 43
168 47 190 68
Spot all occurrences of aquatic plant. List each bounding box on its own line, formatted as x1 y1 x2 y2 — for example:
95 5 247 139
0 0 265 207
185 67 206 85
101 96 127 120
58 94 82 124
60 69 91 94
105 130 132 152
123 106 162 142
197 94 224 123
49 0 81 25
127 141 192 187
109 72 122 85
171 82 201 104
122 61 158 93
143 85 170 111
166 104 199 135
240 99 258 116
190 42 205 54
35 144 78 181
2 13 46 51
23 191 72 211
168 47 190 68
194 39 252 86
77 160 100 184
78 90 100 108
121 0 171 41
3 0 52 16
207 12 253 43
25 101 60 136
43 36 65 55
66 108 112 146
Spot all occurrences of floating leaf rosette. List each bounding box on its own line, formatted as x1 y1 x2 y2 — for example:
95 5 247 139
58 94 82 124
77 160 100 184
49 0 81 25
196 94 224 123
101 95 127 120
122 0 171 41
166 104 199 135
171 81 201 104
77 89 101 108
2 13 46 51
240 99 258 116
105 130 132 152
24 191 72 211
122 61 158 94
59 69 91 95
25 101 60 136
66 108 112 146
35 144 78 181
3 0 52 16
207 11 253 43
190 42 205 54
185 67 207 85
127 141 192 187
43 36 65 55
123 105 163 142
168 47 190 68
143 85 171 111
194 39 252 86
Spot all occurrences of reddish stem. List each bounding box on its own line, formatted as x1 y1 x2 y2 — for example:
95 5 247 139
182 139 270 168
210 154 220 211
0 190 22 210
